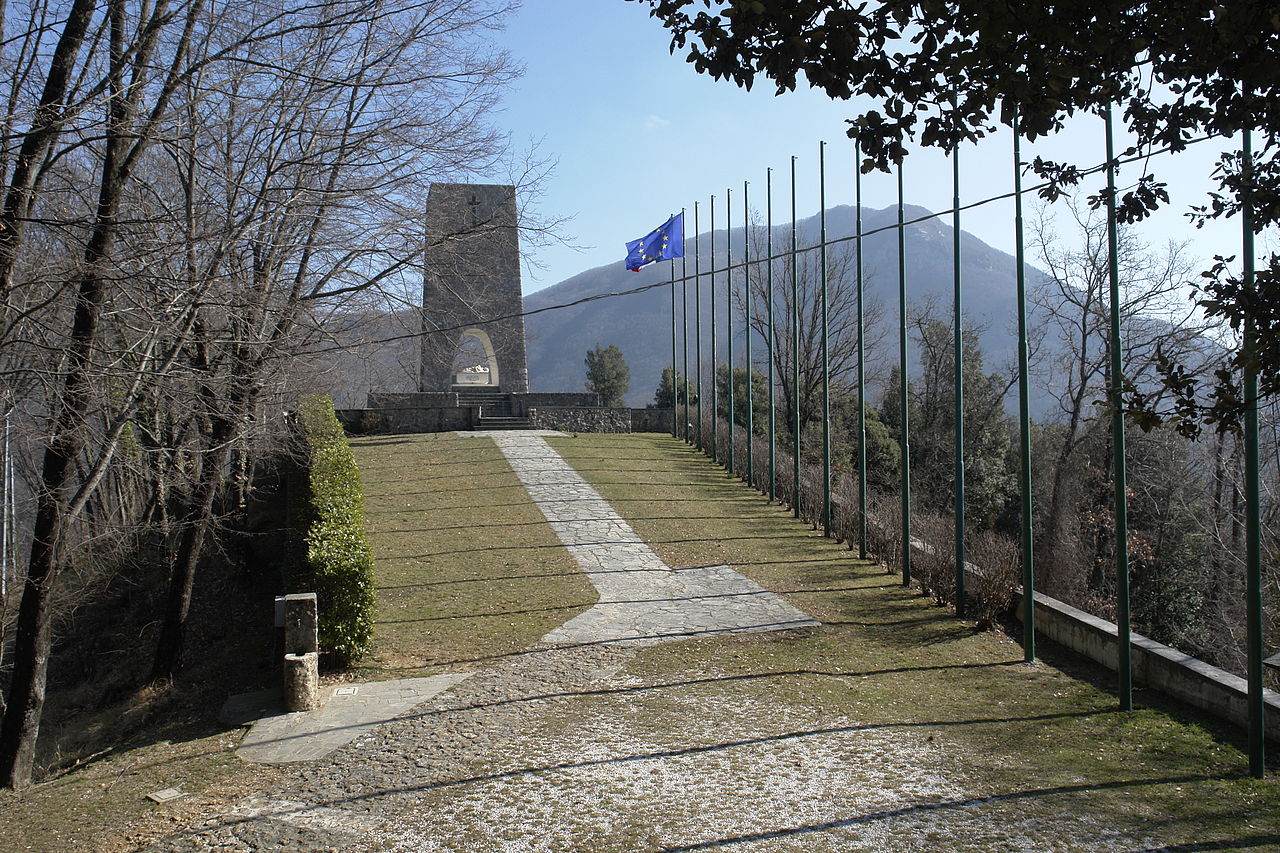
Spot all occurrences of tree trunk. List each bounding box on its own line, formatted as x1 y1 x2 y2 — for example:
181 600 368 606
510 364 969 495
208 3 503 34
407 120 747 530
150 412 234 682
0 0 128 785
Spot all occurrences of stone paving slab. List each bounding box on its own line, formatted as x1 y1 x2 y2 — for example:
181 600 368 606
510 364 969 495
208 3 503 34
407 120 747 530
232 674 471 763
479 432 819 646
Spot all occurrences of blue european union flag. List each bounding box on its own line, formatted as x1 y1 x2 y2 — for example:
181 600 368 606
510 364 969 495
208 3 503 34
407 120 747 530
624 212 684 272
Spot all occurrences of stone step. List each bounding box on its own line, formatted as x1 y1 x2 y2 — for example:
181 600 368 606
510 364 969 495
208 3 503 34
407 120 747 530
458 391 514 419
477 417 533 430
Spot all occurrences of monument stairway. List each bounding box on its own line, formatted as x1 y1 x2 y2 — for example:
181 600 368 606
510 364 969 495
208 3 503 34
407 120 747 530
457 389 533 430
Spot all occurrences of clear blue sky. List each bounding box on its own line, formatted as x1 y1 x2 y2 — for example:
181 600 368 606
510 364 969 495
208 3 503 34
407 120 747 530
490 1 1242 295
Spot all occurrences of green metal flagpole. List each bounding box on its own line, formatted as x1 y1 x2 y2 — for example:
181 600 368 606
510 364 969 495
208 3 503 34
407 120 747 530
727 186 736 476
791 156 801 519
671 257 678 437
953 145 966 617
1105 104 1133 711
682 209 689 443
1242 119 1265 777
856 139 868 559
695 202 703 451
744 180 754 487
898 159 912 585
1014 107 1036 662
768 168 777 502
821 141 832 536
711 193 719 463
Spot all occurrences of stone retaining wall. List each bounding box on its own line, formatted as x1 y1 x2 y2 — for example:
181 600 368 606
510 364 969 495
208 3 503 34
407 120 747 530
529 407 631 433
630 407 675 433
513 392 600 415
367 392 459 408
336 406 473 435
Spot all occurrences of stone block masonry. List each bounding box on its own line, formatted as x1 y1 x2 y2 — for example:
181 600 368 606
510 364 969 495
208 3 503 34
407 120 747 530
519 406 673 434
282 594 320 712
336 405 473 435
529 407 631 434
419 183 529 394
630 407 674 433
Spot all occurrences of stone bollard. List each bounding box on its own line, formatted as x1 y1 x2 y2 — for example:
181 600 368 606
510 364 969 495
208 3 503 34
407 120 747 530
282 593 320 712
283 652 320 712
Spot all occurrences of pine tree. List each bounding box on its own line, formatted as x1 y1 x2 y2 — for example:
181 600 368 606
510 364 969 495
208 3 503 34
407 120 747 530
585 344 630 407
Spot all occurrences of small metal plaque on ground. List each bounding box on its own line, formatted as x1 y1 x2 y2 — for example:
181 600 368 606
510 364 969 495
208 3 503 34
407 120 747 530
334 686 359 696
147 788 186 803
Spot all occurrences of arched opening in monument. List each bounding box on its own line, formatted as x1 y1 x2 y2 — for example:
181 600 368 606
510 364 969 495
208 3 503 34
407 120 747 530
450 328 500 387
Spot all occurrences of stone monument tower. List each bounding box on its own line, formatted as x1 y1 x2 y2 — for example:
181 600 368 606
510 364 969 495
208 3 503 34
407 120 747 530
419 183 530 393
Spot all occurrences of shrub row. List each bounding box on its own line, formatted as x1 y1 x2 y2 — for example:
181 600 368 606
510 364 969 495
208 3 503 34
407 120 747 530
290 394 376 666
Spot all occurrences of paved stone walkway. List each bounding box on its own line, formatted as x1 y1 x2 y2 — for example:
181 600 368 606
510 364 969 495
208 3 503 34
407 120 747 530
227 674 471 763
485 432 818 644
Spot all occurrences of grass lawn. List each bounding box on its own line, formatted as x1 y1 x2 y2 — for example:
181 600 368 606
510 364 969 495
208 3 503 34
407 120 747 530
542 432 1280 849
349 431 595 676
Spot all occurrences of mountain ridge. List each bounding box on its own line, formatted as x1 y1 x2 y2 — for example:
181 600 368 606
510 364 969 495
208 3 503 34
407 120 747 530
524 204 1050 408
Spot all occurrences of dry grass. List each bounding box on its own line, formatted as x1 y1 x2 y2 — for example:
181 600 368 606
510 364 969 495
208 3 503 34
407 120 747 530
0 687 290 853
348 432 595 676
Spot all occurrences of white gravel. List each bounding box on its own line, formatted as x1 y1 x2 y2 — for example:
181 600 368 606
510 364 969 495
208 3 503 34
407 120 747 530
377 687 1156 853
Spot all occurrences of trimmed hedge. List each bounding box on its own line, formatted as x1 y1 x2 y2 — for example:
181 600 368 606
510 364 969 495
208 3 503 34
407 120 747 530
290 395 376 666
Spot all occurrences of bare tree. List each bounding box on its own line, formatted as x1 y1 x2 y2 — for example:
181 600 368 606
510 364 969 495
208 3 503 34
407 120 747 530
1029 201 1213 600
740 222 887 442
0 0 522 787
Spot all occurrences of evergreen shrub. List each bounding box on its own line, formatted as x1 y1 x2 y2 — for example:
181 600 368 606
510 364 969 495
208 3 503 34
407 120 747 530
291 395 376 666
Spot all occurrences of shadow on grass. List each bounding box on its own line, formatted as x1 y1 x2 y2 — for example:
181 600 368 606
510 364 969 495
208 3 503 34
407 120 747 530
373 518 567 535
371 512 797 537
346 437 419 448
354 448 497 462
372 566 883 594
364 483 527 498
411 660 1032 716
824 612 962 629
379 601 594 623
375 569 589 591
393 531 854 560
379 586 859 625
393 499 561 513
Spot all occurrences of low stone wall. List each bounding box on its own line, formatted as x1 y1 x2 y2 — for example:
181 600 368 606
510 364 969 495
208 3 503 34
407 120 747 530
630 407 675 433
1005 585 1280 743
529 407 631 433
513 392 600 415
879 531 1280 742
367 392 458 408
336 406 473 435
